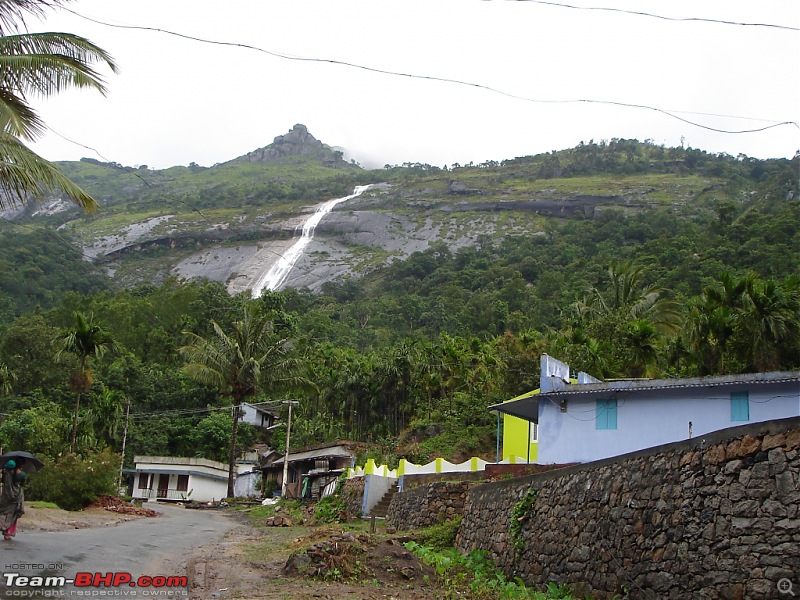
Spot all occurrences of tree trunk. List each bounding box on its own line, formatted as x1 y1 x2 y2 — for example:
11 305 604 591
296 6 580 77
70 391 82 453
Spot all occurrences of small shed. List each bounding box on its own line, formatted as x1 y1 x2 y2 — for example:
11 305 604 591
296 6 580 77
262 442 359 500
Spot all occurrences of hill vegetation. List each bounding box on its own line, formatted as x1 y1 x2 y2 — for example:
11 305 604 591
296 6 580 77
0 139 797 493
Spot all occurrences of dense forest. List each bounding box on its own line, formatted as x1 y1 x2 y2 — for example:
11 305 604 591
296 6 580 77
0 140 798 500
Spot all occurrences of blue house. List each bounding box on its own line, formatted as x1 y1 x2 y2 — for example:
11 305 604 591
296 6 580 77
491 355 800 464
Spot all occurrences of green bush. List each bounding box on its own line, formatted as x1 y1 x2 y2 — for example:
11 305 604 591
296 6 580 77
419 516 462 550
314 494 347 523
26 449 119 511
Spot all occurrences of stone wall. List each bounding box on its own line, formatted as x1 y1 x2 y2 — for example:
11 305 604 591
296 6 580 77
455 417 800 599
401 471 487 491
340 476 365 520
386 481 473 530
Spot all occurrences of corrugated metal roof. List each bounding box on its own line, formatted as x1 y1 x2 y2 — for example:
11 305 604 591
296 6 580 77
486 370 800 423
487 395 540 422
538 371 800 399
265 445 355 467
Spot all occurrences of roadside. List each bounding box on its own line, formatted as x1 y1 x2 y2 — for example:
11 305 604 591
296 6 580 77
15 502 445 600
18 498 158 533
180 509 444 600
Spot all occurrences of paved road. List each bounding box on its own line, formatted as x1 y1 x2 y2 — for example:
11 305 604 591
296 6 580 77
0 503 239 598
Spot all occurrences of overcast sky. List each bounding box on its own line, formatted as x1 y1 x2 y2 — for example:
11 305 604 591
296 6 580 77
23 0 800 170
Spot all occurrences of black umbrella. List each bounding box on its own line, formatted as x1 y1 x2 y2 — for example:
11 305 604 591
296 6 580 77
0 451 45 474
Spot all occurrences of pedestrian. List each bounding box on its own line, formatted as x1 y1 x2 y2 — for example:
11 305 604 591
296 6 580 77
0 459 26 540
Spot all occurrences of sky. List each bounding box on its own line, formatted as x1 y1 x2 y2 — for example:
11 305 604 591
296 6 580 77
21 0 800 170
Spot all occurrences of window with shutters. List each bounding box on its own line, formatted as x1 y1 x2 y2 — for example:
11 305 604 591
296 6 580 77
731 392 750 422
596 398 618 430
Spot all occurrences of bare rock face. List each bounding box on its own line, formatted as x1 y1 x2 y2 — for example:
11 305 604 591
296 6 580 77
233 124 344 165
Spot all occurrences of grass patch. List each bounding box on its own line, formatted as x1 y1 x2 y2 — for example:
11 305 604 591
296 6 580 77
404 541 587 599
27 501 60 509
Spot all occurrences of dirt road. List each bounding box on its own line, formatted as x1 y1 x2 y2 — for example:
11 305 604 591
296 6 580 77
1 502 237 598
4 504 445 600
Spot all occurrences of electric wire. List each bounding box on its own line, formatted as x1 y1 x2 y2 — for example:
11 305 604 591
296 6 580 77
508 0 799 32
62 7 799 136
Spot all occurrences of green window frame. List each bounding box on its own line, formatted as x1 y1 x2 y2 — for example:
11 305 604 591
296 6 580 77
731 392 750 422
596 398 618 430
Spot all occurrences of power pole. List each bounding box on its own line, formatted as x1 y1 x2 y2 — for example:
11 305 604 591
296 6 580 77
117 397 131 492
227 404 240 499
281 400 298 498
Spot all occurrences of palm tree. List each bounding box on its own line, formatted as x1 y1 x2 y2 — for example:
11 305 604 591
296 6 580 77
580 261 681 334
1 0 117 210
626 319 660 378
684 273 800 374
737 276 800 371
179 302 310 498
0 361 16 394
87 386 124 449
54 311 123 452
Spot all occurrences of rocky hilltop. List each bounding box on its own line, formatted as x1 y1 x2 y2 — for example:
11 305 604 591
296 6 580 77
227 123 346 167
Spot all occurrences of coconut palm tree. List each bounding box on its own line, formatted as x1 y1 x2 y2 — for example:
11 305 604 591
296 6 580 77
1 0 117 210
54 311 124 452
580 261 681 334
179 301 310 498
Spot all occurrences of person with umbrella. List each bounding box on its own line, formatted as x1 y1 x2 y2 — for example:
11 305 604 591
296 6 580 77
0 458 28 540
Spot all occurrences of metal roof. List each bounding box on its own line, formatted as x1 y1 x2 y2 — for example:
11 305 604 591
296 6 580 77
264 445 355 467
487 388 541 423
486 371 800 424
538 371 800 399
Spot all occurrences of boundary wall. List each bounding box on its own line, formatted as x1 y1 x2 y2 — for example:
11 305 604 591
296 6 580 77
455 417 800 599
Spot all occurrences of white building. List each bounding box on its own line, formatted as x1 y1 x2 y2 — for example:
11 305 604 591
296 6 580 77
131 456 230 503
239 402 278 430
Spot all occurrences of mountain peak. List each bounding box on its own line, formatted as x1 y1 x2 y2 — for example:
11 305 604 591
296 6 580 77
231 124 345 165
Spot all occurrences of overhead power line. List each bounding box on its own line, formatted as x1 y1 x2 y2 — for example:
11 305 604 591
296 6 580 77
508 0 799 32
64 8 799 136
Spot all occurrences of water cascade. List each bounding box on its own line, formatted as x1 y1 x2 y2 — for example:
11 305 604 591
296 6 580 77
252 185 373 296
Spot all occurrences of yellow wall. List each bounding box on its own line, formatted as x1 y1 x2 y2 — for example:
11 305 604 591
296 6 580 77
503 414 537 462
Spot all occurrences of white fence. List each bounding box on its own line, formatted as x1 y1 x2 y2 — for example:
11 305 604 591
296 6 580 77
347 455 529 479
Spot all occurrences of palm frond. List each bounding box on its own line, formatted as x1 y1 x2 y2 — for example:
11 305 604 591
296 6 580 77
0 32 116 139
0 0 66 35
0 130 97 210
0 86 45 138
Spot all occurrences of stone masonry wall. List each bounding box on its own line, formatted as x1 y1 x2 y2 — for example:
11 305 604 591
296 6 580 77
401 471 487 491
455 417 800 599
340 476 365 520
386 481 473 530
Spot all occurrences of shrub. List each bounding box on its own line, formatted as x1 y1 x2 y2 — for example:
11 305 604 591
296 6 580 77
26 449 119 511
314 494 347 524
419 515 462 550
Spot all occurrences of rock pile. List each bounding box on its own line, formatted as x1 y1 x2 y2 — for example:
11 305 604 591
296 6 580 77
283 532 435 585
88 495 159 517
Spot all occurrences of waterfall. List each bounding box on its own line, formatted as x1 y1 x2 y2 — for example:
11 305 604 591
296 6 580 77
252 185 373 296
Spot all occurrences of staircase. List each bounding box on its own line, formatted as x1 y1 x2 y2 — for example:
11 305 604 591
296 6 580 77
368 481 400 517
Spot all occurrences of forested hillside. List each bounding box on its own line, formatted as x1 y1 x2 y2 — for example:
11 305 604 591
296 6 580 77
1 140 797 485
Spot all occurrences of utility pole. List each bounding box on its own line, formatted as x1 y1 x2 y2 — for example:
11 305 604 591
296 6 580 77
117 397 131 492
281 400 298 498
227 404 241 499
